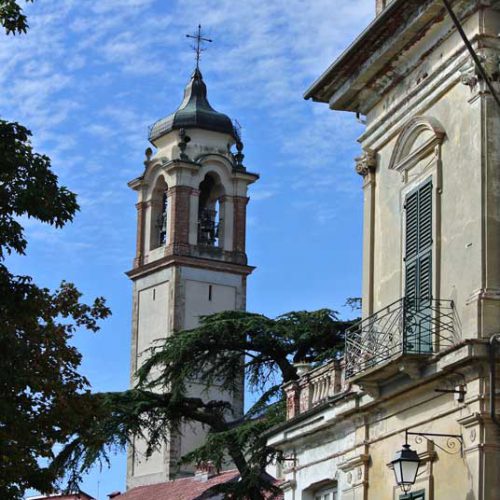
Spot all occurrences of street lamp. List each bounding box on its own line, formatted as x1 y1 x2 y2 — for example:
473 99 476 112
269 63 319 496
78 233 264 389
391 442 420 494
391 429 463 493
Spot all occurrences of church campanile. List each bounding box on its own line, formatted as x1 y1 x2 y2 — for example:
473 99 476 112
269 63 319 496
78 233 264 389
125 56 258 488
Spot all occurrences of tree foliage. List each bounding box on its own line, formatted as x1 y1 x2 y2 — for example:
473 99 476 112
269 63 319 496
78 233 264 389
55 309 353 499
0 3 356 498
0 3 111 497
0 0 32 35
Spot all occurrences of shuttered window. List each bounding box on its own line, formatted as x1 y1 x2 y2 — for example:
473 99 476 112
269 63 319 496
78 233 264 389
400 490 425 500
404 180 433 353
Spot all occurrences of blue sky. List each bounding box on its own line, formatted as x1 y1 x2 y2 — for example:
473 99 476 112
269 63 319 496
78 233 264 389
2 0 374 497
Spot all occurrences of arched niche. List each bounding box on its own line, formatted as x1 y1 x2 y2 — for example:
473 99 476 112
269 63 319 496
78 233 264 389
143 160 167 198
196 155 233 192
149 175 169 250
197 171 226 247
388 116 446 175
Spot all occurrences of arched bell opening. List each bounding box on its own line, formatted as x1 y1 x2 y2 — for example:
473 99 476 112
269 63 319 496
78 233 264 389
197 173 225 247
150 176 169 250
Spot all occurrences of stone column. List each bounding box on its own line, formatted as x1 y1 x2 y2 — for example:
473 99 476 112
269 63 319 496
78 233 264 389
133 201 147 268
233 196 248 263
168 186 191 255
284 382 300 420
356 149 377 318
220 195 234 251
481 87 500 337
188 188 199 245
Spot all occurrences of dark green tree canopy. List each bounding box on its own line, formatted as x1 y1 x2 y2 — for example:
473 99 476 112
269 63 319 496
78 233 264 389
0 0 32 35
55 308 353 500
0 3 111 498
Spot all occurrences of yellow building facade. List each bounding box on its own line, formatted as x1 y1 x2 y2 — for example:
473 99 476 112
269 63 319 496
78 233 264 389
267 1 500 499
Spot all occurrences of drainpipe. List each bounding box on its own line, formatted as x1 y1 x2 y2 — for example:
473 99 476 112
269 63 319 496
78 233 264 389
489 334 500 427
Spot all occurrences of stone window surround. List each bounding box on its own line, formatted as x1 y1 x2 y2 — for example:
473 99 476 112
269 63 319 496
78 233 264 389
393 116 446 306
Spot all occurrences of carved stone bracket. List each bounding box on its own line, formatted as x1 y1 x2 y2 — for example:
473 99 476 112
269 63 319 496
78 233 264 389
355 149 377 177
357 381 380 398
460 49 500 90
339 453 370 489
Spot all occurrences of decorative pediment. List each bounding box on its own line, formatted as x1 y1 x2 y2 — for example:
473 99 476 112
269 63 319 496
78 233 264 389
388 117 445 173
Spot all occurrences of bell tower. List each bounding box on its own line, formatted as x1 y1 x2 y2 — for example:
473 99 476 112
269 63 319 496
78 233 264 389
126 65 258 488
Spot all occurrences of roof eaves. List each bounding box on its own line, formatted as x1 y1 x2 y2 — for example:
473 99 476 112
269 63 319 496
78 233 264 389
303 0 442 107
303 0 407 102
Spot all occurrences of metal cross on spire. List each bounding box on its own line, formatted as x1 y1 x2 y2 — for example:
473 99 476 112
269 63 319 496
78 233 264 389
186 24 212 70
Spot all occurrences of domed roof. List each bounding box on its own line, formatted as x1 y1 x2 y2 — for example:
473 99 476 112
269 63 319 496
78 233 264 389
149 68 236 142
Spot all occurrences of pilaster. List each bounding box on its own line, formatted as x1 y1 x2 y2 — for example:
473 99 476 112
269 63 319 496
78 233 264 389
356 149 377 318
232 195 249 261
134 201 147 268
480 85 500 337
188 188 199 245
167 185 191 255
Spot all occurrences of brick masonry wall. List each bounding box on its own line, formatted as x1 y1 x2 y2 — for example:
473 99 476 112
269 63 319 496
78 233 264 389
232 196 249 254
168 186 191 254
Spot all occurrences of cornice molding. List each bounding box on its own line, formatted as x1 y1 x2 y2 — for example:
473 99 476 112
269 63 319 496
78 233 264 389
127 254 255 280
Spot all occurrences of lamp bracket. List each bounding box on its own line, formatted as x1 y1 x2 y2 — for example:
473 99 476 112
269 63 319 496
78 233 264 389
405 429 463 456
434 385 466 403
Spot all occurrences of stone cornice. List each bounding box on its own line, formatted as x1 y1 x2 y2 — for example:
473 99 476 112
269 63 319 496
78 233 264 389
304 0 443 107
232 170 260 183
127 254 255 280
161 158 201 173
128 176 143 190
338 453 370 472
358 41 468 148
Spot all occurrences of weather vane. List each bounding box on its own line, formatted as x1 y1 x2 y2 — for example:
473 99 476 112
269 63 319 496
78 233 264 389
186 24 212 70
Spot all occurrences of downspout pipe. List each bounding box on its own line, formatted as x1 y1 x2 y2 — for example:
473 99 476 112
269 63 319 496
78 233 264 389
489 334 500 427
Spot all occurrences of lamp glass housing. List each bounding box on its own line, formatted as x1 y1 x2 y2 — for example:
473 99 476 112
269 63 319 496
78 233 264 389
391 444 420 492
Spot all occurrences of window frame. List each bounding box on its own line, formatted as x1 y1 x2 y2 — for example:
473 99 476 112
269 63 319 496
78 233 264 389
314 485 338 500
400 489 425 500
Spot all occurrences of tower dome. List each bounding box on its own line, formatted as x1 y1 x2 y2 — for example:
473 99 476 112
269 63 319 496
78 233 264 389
148 68 236 143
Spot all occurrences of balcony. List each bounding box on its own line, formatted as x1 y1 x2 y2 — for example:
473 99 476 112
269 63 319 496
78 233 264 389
284 361 344 420
345 298 460 383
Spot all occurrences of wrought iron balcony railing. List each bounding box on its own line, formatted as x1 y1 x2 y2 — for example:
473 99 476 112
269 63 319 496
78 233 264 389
345 298 460 379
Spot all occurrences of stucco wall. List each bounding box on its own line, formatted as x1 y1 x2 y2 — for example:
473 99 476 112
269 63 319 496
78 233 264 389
127 265 246 486
370 81 482 339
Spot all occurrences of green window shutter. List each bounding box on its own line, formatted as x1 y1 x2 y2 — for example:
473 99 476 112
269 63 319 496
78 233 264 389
405 259 418 307
405 190 419 262
400 490 425 500
418 181 433 253
404 179 433 302
404 180 433 353
419 252 432 303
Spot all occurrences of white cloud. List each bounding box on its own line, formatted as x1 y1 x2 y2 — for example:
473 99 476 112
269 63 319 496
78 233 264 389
1 0 372 262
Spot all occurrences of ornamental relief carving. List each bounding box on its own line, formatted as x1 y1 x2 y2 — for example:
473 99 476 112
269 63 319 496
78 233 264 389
460 49 500 90
355 149 377 177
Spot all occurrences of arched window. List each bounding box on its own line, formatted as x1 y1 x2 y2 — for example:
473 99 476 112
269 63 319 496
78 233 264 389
150 177 168 249
198 173 224 247
158 190 168 246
